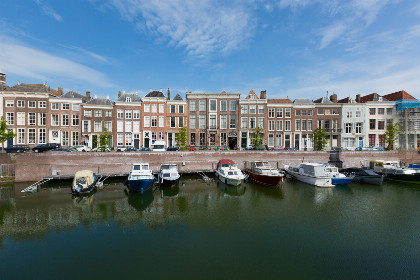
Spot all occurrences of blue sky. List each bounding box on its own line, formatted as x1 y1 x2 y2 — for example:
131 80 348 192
1 0 420 100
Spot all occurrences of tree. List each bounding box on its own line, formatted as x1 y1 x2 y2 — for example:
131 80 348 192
98 127 112 151
310 127 328 151
175 125 188 151
0 117 16 151
251 125 264 150
383 123 402 150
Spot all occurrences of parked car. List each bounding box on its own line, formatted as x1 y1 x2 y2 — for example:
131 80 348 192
285 147 297 151
166 146 179 151
4 145 30 153
272 146 285 151
116 146 136 152
332 147 343 152
373 147 385 151
92 146 111 152
71 145 91 152
138 147 151 152
48 148 74 152
32 143 61 153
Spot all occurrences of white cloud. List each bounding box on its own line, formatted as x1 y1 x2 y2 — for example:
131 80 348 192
320 21 348 49
34 0 63 22
107 0 254 58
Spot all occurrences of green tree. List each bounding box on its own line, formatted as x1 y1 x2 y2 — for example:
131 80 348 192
176 125 188 151
0 117 16 151
310 127 328 151
98 127 112 151
251 125 264 150
383 123 402 150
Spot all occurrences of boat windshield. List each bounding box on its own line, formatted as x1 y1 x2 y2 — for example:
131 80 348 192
162 165 176 170
255 162 263 167
222 164 236 168
228 171 238 175
76 177 87 184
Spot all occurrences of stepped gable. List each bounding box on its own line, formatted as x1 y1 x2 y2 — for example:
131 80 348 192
267 98 293 103
86 97 113 106
6 83 56 95
383 90 417 101
117 93 141 102
173 93 183 100
145 90 166 98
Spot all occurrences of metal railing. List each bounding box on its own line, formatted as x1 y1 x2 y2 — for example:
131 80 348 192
0 164 15 177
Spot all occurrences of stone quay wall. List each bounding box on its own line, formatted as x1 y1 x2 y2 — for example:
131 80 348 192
11 150 418 182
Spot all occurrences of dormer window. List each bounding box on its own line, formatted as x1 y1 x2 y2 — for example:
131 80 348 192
126 97 131 102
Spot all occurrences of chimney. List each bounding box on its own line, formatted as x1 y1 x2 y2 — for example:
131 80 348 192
58 87 63 96
330 93 337 103
167 88 171 100
118 91 121 98
260 90 266 99
0 72 5 85
356 94 361 103
86 91 91 102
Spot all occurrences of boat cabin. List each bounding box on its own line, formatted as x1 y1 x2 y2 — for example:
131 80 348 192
217 159 237 169
132 163 150 171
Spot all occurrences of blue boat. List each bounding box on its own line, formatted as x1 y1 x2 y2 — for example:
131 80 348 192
126 163 155 194
324 165 354 185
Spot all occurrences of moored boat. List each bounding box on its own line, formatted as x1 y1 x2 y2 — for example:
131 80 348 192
340 167 383 185
72 170 99 194
284 163 334 187
324 165 354 185
126 163 155 194
215 159 246 186
158 164 180 186
243 161 284 186
369 160 420 184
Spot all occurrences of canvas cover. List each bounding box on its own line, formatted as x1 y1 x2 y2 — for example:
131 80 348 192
73 170 95 189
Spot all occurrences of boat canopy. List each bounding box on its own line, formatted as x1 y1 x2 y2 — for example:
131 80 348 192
217 159 236 169
73 170 95 186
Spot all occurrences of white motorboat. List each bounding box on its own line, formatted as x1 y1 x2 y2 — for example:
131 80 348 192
158 164 180 186
324 164 355 185
126 162 155 194
284 163 334 187
215 159 246 186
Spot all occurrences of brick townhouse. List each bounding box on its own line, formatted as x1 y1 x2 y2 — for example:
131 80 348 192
114 91 142 148
167 92 187 147
313 94 342 148
141 89 167 148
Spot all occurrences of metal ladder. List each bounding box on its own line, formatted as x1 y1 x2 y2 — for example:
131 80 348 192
21 177 53 193
197 171 210 181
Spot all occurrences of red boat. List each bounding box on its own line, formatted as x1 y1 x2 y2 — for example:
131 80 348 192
243 161 284 186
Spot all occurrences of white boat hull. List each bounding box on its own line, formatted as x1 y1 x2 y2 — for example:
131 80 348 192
285 168 334 188
215 170 243 186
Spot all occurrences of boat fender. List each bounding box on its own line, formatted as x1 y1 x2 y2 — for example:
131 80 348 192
141 187 143 195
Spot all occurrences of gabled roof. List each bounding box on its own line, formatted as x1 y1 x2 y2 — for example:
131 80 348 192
383 90 416 101
246 90 259 99
0 84 9 91
145 90 166 98
359 93 388 103
173 93 183 101
267 98 293 103
338 97 357 103
314 96 333 103
6 83 56 95
293 98 313 104
86 98 113 106
60 91 86 102
117 93 141 102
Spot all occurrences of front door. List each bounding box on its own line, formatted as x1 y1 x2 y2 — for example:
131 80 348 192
241 132 247 148
359 137 363 147
134 139 140 149
228 137 237 150
92 135 98 148
285 134 291 148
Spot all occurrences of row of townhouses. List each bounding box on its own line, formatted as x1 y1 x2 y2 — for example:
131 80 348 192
1 72 419 151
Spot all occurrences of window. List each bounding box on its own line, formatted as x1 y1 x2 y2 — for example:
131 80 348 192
95 110 102 117
317 109 324 115
230 100 236 111
62 103 69 110
249 117 256 129
28 113 36 126
370 119 376 130
38 113 47 125
159 116 164 127
28 129 36 144
51 114 59 126
332 109 339 115
94 121 102 132
72 131 79 146
105 121 112 132
125 133 132 145
144 104 150 113
179 117 184 127
190 133 196 146
6 100 14 107
144 116 150 127
369 134 376 146
17 100 25 107
199 115 206 129
277 120 283 131
151 104 157 113
190 100 196 111
51 103 59 110
83 121 90 133
301 110 307 116
295 110 301 116
356 111 361 118
72 115 79 126
325 109 331 115
268 134 274 147
125 121 132 132
258 117 264 129
117 109 123 118
209 115 216 129
209 100 217 111
117 120 123 132
220 132 227 146
62 114 69 126
133 121 140 132
241 117 247 128
378 135 385 147
39 128 46 144
347 111 352 118
151 116 157 127
378 120 385 130
250 105 256 114
229 115 236 129
84 110 92 117
126 97 131 103
386 108 393 115
241 105 248 114
17 129 25 144
324 120 330 130
269 108 275 118
117 134 123 146
333 119 338 131
6 112 14 125
179 105 184 114
346 123 352 133
308 110 313 116
356 123 362 134
308 120 313 131
220 115 227 129
199 100 206 111
133 110 140 119
285 120 291 131
295 120 301 131
171 117 176 128
378 108 385 115
27 101 35 108
269 120 275 131
386 119 393 127
171 105 176 114
220 101 227 111
277 108 283 118
159 104 164 113
285 108 291 118
17 112 25 126
72 104 79 111
302 120 307 131
125 110 132 119
276 134 282 147
369 108 376 115
199 133 206 146
258 105 264 114
190 115 196 129
38 101 46 108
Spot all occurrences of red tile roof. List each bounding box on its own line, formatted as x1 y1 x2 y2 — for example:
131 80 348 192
267 99 293 103
313 98 322 103
383 90 416 101
245 90 259 99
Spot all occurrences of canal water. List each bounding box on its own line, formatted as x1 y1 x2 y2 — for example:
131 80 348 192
0 177 419 280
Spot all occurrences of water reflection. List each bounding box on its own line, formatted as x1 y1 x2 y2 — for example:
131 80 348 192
72 193 95 208
125 188 155 212
216 180 246 196
159 184 180 198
